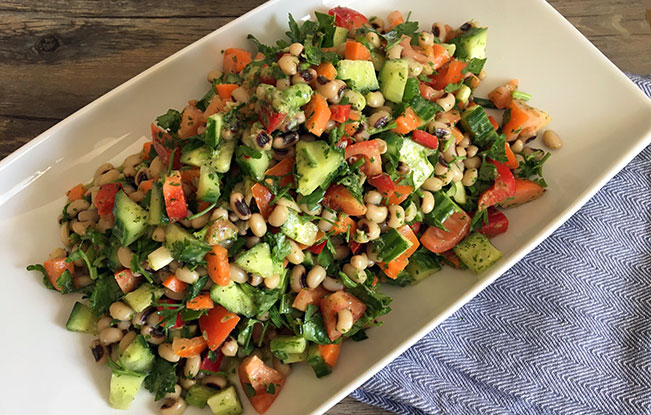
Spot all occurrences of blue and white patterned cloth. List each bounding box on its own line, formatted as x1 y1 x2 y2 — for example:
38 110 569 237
351 74 651 415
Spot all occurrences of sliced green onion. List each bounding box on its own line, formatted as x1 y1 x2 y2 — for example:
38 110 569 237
512 90 532 101
187 202 217 220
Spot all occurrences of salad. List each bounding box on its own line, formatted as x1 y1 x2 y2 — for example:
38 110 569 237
28 6 556 415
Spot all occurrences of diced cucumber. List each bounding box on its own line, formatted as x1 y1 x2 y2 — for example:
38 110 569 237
65 302 98 334
148 181 169 225
379 59 409 103
280 209 318 246
295 140 343 196
337 59 379 92
459 104 499 147
453 232 502 274
121 335 155 372
306 343 332 378
210 281 257 317
402 77 420 102
281 350 308 364
423 191 463 230
330 26 348 47
123 283 164 313
447 181 467 205
455 84 472 104
205 113 223 150
209 140 237 173
181 145 211 167
234 243 274 278
206 386 244 415
235 147 271 181
452 26 488 60
186 384 218 409
165 223 212 263
112 190 149 247
109 373 145 410
148 245 174 271
381 132 434 189
373 228 413 263
405 248 441 284
270 335 307 361
197 164 221 203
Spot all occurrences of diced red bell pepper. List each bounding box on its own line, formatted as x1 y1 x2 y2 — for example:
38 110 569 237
199 305 240 351
350 241 363 254
163 171 188 222
258 105 286 133
239 355 286 414
308 240 327 255
368 174 396 197
323 184 367 216
478 159 516 211
320 290 367 341
411 129 439 149
344 139 382 176
409 221 422 234
200 351 224 373
478 208 509 238
328 6 369 31
156 299 184 329
329 104 351 123
94 183 122 216
386 184 414 205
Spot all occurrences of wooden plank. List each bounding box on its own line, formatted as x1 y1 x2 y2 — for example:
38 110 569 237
0 0 266 17
0 14 234 119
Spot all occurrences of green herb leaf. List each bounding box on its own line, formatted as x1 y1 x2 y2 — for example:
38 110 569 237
156 109 182 132
27 264 56 290
382 21 419 50
89 274 123 316
461 58 487 75
144 357 179 400
302 304 332 344
185 275 209 302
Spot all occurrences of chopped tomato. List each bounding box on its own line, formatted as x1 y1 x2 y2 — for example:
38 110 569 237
344 139 382 176
328 6 368 31
478 159 516 211
478 208 509 238
502 99 552 141
114 269 139 294
292 286 329 312
94 183 122 216
43 257 75 291
215 83 239 100
504 142 519 169
200 351 223 373
488 79 518 109
251 183 274 219
331 214 356 236
142 141 153 160
320 290 367 341
308 240 327 255
386 184 413 205
258 105 286 134
430 60 468 90
239 355 286 414
411 129 439 149
421 210 471 254
392 107 420 135
264 157 294 188
378 225 420 279
368 174 396 197
323 184 367 216
350 241 363 254
66 184 85 201
163 171 188 222
223 48 252 74
199 305 240 350
150 123 181 169
410 221 422 234
172 336 208 357
500 178 545 208
178 105 205 139
157 299 184 329
329 104 351 123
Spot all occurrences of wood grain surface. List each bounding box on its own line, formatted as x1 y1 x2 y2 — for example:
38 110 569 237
1 1 649 414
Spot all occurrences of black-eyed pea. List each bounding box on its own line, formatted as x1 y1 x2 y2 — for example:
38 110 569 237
388 204 407 227
160 397 187 415
118 330 137 354
543 130 563 150
158 343 181 363
336 309 353 333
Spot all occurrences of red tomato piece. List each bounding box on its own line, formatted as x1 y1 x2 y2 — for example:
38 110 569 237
367 174 396 197
323 184 367 216
478 159 516 211
320 290 367 342
429 60 468 90
258 105 286 134
344 139 382 176
292 286 329 312
114 269 139 294
478 208 509 238
199 305 240 351
178 105 205 139
43 258 75 291
150 123 182 169
239 355 286 414
94 183 122 216
350 241 363 255
420 211 471 254
163 171 188 222
329 104 351 123
411 129 439 149
386 184 414 206
200 351 224 373
156 299 184 329
328 6 368 31
308 240 327 255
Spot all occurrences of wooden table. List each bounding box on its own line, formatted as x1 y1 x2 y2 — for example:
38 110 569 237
1 1 648 414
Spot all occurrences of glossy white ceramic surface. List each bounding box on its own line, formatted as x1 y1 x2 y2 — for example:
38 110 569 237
1 0 650 414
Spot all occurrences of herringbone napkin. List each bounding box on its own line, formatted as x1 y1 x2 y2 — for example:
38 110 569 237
352 74 651 415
